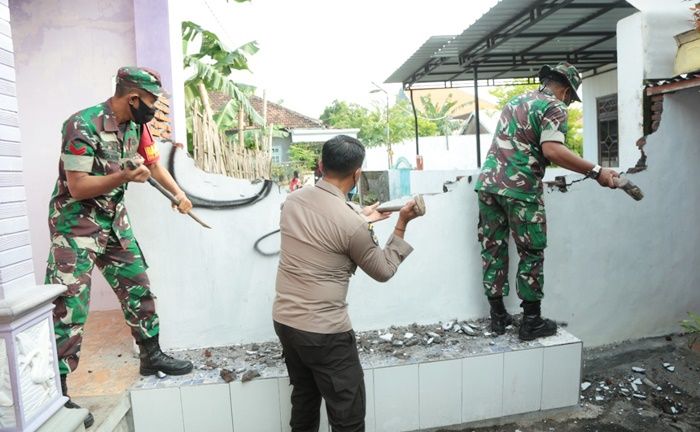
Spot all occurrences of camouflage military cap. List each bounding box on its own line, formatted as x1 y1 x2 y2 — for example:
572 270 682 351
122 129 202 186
538 62 582 102
116 66 163 97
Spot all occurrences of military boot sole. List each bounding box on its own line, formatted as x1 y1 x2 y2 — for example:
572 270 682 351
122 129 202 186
140 363 194 377
518 323 557 341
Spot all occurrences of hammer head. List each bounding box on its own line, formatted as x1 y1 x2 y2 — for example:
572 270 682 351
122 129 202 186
613 177 644 201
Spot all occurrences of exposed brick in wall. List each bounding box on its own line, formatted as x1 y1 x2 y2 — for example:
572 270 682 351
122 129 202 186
149 95 172 141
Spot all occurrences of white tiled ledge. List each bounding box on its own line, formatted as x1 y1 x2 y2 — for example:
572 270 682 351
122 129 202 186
130 330 582 432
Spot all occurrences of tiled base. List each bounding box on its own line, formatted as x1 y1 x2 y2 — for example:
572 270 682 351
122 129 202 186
130 330 581 432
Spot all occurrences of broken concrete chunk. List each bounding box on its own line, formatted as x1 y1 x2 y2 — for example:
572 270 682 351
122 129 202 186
392 340 404 347
632 366 646 373
595 395 605 401
220 368 236 383
241 370 260 383
404 332 413 339
633 378 643 386
633 393 647 400
580 381 592 391
442 321 454 331
379 333 393 342
663 363 675 372
156 371 166 379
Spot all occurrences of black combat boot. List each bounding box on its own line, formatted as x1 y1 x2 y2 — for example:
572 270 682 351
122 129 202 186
488 296 513 335
519 300 557 341
138 335 194 376
61 374 95 429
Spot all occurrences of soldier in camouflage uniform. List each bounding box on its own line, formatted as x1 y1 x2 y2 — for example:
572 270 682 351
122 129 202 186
46 67 194 427
475 62 619 341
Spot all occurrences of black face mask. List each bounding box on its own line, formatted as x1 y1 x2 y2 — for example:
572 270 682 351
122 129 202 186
130 97 156 124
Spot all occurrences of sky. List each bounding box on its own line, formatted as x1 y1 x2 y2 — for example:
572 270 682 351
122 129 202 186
181 0 500 118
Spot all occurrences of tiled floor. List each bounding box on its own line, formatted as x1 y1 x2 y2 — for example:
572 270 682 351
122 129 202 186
69 309 140 398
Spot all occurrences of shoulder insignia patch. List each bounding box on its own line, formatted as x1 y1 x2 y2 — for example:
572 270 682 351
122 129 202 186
368 223 379 246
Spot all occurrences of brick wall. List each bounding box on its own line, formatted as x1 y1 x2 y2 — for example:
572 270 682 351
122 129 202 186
149 95 172 141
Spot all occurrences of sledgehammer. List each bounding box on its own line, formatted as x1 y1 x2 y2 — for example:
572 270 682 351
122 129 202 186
376 194 427 216
613 177 644 201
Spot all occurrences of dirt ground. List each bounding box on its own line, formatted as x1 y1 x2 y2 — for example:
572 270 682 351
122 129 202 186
446 334 700 432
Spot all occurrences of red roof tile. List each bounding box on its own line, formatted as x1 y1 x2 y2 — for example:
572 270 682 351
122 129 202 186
209 92 323 129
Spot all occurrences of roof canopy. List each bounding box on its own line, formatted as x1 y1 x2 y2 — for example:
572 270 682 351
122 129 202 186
386 0 637 87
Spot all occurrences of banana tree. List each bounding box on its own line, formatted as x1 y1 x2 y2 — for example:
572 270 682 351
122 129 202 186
182 20 265 149
419 94 465 150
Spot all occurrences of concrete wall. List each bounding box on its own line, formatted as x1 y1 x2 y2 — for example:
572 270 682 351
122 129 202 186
347 89 700 348
581 69 618 165
364 135 492 171
10 0 137 310
124 91 700 351
616 6 692 171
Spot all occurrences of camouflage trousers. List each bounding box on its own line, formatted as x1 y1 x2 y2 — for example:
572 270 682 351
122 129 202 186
477 191 547 302
46 233 159 375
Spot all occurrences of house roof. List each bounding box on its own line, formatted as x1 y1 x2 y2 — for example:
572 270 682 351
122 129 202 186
208 92 324 129
386 0 638 86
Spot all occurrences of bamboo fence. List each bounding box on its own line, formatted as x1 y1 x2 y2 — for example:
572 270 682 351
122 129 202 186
191 84 271 180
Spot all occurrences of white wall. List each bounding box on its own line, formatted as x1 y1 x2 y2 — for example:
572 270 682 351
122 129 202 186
616 6 693 171
364 135 492 171
581 69 618 164
124 91 700 350
11 0 137 310
0 0 36 299
347 89 700 348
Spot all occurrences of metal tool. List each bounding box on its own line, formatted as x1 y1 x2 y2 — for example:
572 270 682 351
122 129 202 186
613 177 644 201
376 194 427 216
124 160 212 229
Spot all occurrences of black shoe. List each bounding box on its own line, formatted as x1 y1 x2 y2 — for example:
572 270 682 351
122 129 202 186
61 375 95 429
488 296 513 335
138 335 193 376
519 314 557 340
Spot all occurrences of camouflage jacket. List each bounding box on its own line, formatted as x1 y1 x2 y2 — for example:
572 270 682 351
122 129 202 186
474 88 568 203
48 99 142 252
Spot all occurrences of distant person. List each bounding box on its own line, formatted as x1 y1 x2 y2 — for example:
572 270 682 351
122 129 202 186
474 62 619 341
289 170 302 192
273 135 423 431
46 66 194 428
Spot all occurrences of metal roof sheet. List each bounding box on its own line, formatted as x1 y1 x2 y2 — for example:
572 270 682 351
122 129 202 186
386 0 638 86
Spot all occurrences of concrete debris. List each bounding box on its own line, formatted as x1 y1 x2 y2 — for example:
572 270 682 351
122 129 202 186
404 332 414 339
156 371 166 379
664 363 676 372
392 340 404 347
461 323 478 336
241 370 260 383
633 393 647 400
632 378 643 386
379 333 393 342
220 368 236 383
581 381 592 391
596 395 605 401
442 321 454 331
631 382 639 392
632 366 646 373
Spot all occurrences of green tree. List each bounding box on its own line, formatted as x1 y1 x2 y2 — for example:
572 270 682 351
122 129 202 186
288 143 321 171
490 82 583 156
418 94 465 149
320 99 436 147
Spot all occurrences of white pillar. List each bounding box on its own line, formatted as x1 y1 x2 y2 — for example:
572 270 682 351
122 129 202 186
133 0 187 143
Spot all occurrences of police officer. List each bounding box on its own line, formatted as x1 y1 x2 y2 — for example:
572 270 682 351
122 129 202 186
475 62 619 341
46 67 194 427
273 135 422 431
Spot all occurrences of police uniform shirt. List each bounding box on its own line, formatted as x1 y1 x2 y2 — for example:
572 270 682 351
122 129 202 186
273 179 414 334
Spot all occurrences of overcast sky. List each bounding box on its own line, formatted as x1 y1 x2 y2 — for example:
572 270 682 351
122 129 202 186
182 0 499 118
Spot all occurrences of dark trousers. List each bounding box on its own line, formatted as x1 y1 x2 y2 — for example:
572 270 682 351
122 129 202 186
274 321 365 432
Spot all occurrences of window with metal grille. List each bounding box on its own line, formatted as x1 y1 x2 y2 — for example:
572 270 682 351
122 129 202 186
597 94 619 167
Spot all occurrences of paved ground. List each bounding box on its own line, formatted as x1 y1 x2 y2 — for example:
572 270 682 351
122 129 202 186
447 334 700 432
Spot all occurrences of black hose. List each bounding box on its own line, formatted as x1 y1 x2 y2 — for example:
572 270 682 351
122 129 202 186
167 144 275 209
253 228 280 256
